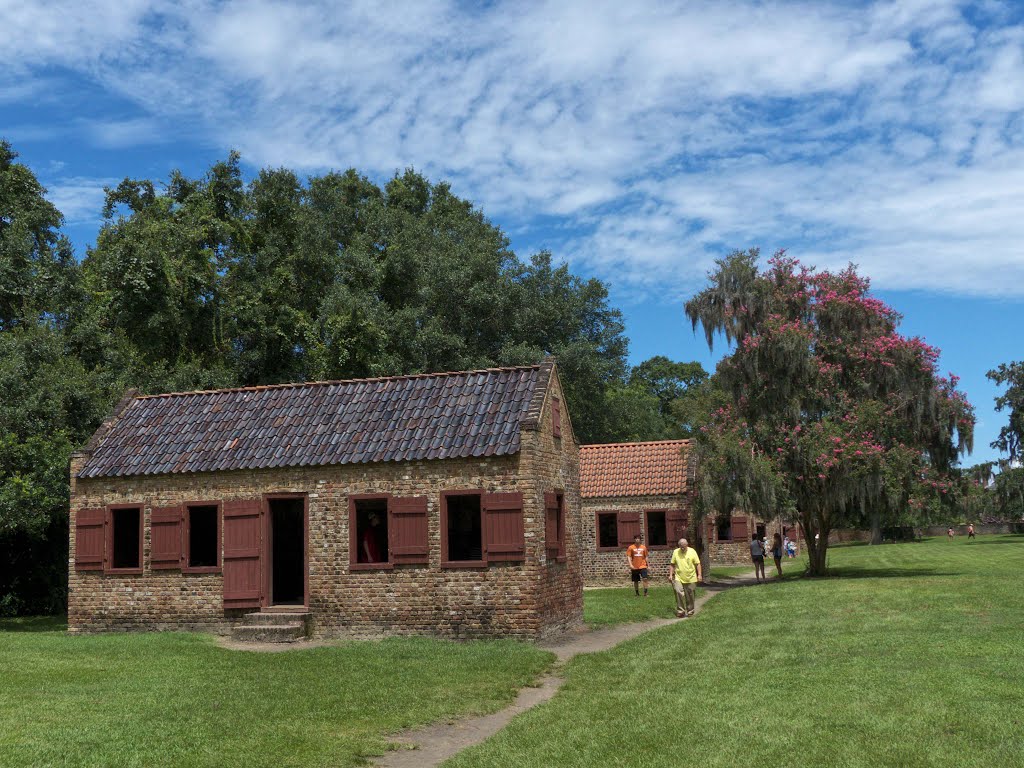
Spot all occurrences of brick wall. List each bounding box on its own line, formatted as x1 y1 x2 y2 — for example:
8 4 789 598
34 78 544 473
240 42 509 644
69 373 582 641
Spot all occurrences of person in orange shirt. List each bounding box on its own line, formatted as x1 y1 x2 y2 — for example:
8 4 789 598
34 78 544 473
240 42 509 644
626 534 650 597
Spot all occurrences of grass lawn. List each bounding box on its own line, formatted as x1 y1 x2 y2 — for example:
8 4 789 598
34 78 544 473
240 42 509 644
584 584 706 627
447 535 1024 768
0 620 552 767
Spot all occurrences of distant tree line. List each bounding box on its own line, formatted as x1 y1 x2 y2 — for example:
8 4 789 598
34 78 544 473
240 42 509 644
0 140 707 614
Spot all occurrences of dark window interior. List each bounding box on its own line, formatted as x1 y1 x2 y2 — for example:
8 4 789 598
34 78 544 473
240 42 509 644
598 513 617 548
111 507 141 569
354 498 389 564
188 505 218 568
717 518 732 541
756 523 766 539
446 494 482 561
270 498 304 604
647 511 667 546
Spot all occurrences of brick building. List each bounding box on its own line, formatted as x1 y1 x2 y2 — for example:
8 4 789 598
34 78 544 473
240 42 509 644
69 361 581 641
579 440 766 585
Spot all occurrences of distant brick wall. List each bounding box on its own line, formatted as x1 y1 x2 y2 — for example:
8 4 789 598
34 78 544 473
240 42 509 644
580 494 688 585
68 376 582 641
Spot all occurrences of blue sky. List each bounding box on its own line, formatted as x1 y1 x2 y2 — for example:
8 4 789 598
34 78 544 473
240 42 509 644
3 0 1022 464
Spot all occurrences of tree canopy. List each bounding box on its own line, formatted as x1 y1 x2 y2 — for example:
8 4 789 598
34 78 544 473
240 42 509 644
685 250 974 575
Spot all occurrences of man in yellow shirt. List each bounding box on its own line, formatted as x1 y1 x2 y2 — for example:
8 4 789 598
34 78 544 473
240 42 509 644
668 538 702 618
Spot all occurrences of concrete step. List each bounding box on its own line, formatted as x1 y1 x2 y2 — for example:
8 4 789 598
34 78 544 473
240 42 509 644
230 622 306 643
244 611 311 626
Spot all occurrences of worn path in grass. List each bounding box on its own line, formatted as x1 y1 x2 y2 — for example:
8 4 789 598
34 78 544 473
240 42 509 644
374 574 753 768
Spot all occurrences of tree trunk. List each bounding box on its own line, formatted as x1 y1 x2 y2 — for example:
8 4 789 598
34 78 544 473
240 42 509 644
802 508 829 576
870 510 883 545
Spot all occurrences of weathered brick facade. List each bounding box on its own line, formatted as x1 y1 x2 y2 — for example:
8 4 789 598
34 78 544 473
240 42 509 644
68 364 581 641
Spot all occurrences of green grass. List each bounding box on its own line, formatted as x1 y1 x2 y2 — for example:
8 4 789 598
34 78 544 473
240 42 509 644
584 584 706 626
447 535 1024 768
0 622 552 767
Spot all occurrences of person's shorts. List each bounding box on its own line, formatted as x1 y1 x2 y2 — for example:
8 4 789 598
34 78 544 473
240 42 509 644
630 568 649 582
751 555 764 564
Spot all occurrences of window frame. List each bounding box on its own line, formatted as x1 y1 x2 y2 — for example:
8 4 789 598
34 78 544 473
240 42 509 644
182 500 222 574
440 489 487 569
104 503 144 575
551 397 562 439
644 509 672 550
349 493 394 571
595 511 620 552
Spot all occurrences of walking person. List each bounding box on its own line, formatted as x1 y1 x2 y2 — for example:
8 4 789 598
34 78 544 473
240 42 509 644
749 533 766 583
947 526 955 540
626 534 650 596
669 538 702 618
967 523 976 540
771 532 784 578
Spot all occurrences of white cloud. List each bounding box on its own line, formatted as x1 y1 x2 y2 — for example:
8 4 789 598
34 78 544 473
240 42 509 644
5 0 1024 297
44 177 117 224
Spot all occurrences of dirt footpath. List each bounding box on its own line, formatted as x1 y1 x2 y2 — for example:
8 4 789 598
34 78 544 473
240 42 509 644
373 576 750 767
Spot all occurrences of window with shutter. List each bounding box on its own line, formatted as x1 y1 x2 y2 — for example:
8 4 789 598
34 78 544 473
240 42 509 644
543 491 564 562
731 516 749 541
596 512 618 550
74 508 105 571
223 498 263 609
617 511 641 546
184 503 220 573
551 397 562 438
441 491 485 567
645 510 669 548
105 505 143 574
151 505 183 570
484 492 526 563
389 496 429 565
351 494 391 570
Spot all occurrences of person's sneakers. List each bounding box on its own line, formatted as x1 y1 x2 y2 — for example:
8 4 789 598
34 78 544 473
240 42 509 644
675 610 685 618
686 610 695 617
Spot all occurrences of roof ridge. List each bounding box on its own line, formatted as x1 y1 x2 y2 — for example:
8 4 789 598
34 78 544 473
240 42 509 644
135 364 543 400
581 439 692 450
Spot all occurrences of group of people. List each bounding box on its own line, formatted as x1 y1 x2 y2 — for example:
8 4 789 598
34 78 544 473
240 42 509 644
947 524 977 540
749 532 785 583
625 534 702 618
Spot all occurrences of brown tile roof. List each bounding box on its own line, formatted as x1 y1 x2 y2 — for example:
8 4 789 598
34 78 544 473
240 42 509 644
77 365 547 478
580 440 692 498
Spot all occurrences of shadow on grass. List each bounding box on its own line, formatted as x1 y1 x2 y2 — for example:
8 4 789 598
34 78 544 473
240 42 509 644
823 566 955 580
0 614 68 632
958 537 1024 545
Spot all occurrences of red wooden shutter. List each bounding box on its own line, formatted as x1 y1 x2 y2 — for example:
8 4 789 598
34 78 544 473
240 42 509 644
617 511 641 546
483 492 525 562
74 508 105 571
151 505 183 570
389 496 429 565
544 492 560 558
731 516 749 541
552 398 562 438
223 499 262 609
666 510 687 545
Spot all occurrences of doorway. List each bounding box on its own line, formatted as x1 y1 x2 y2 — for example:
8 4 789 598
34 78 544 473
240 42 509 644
268 496 306 606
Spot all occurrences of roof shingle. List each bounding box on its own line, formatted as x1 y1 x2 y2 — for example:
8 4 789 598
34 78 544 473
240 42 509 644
580 440 692 498
78 365 545 478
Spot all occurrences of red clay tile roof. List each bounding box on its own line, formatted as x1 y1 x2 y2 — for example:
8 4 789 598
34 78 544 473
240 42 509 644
77 365 547 478
580 440 692 498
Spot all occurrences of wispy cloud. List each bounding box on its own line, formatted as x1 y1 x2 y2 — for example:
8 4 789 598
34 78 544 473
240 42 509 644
5 0 1024 297
44 177 117 224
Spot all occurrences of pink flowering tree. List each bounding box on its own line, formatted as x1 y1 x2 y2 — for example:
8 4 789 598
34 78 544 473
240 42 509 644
685 250 974 575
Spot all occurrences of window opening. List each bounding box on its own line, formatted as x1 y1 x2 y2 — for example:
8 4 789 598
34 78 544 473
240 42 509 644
111 507 141 569
597 512 617 549
354 498 389 564
647 511 667 547
446 494 483 562
188 505 218 568
717 517 732 541
756 523 766 540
